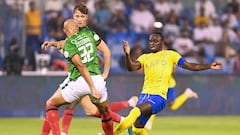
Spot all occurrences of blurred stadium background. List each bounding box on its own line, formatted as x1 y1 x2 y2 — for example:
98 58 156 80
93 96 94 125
0 0 240 134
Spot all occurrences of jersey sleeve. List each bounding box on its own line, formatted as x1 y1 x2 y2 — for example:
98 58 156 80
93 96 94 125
63 41 78 59
171 50 185 67
92 31 101 46
137 54 145 67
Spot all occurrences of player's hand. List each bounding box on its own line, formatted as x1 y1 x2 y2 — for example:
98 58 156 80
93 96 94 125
41 41 51 50
122 40 130 55
92 89 101 99
102 73 108 80
211 62 223 69
56 40 65 49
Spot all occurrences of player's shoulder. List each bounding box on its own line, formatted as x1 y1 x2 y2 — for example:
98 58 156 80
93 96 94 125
165 49 176 53
80 26 93 33
64 35 78 48
80 27 98 37
165 50 180 55
138 53 147 58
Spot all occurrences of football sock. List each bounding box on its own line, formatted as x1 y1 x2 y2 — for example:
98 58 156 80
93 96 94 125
101 112 113 135
62 109 74 134
41 117 51 135
45 105 60 135
93 109 122 123
170 93 188 110
145 114 156 130
108 101 129 112
133 127 148 135
114 107 141 135
148 114 156 123
109 110 122 123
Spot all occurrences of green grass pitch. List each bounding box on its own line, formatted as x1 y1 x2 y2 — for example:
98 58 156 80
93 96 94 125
0 116 239 135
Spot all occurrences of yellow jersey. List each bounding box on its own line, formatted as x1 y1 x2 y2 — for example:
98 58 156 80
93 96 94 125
137 50 182 99
168 75 176 88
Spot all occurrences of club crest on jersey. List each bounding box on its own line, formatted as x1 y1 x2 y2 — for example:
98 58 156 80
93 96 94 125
94 34 100 41
64 51 69 58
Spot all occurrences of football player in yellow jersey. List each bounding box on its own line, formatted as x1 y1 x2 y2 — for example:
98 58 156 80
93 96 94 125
145 44 199 130
114 31 222 135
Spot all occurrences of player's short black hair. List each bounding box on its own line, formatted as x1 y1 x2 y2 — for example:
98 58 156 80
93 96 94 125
151 30 164 41
73 3 88 15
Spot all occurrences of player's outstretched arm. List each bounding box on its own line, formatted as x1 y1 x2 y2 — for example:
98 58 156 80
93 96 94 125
182 61 223 71
41 40 66 50
122 40 141 71
210 61 223 69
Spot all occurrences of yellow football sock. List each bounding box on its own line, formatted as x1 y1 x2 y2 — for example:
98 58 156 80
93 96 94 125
133 126 148 135
145 114 156 130
148 115 156 123
114 107 141 135
170 93 188 110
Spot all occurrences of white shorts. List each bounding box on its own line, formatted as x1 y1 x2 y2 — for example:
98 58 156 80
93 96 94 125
59 73 70 89
61 75 108 103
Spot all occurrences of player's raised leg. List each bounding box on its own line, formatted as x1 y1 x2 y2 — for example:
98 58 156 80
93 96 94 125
170 88 198 110
108 96 138 112
144 114 156 130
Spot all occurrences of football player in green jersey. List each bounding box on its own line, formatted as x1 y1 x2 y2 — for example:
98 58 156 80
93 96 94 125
42 19 114 135
41 4 138 135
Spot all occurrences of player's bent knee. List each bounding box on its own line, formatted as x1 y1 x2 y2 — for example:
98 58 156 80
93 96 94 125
85 109 96 116
46 97 62 107
46 99 54 106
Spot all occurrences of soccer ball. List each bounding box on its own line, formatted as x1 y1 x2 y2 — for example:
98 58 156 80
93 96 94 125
153 22 163 28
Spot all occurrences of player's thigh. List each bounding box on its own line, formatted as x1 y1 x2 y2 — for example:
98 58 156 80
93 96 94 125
167 87 176 103
47 87 66 106
80 95 98 115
